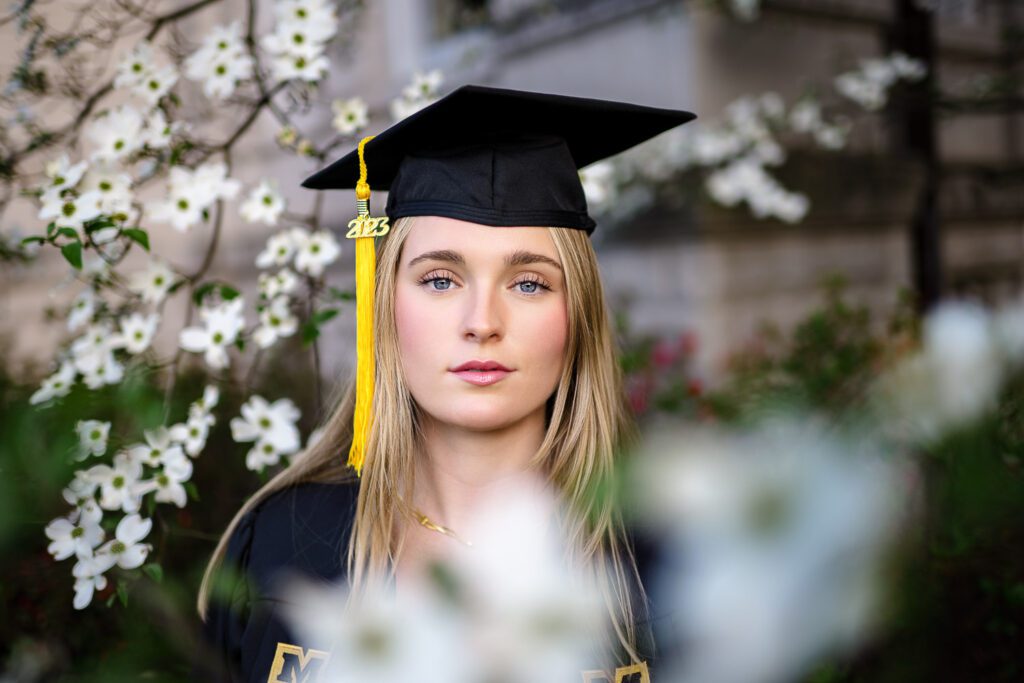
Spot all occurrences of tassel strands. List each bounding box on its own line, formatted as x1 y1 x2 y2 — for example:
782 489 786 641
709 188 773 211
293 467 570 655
345 135 390 474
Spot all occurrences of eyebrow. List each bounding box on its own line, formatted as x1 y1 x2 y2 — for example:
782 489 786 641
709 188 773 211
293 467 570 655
407 249 563 271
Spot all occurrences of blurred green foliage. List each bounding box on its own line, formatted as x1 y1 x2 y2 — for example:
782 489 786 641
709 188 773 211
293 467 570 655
620 279 1024 682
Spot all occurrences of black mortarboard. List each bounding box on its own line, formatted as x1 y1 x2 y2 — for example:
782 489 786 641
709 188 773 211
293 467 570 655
301 84 696 234
301 84 695 474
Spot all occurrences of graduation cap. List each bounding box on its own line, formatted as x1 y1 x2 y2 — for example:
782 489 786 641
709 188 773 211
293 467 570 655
301 84 696 473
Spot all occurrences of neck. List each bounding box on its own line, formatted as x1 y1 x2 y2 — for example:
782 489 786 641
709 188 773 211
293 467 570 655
413 407 547 532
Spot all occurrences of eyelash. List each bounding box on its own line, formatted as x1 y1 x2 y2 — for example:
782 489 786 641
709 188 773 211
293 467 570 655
416 269 552 296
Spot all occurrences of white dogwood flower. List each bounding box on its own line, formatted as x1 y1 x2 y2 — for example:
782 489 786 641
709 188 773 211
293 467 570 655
185 21 253 100
179 297 246 369
256 230 298 269
38 190 103 231
231 394 301 456
126 427 187 471
192 384 220 417
62 470 99 508
67 288 99 332
170 411 213 457
115 41 158 90
150 162 240 232
128 258 178 305
134 63 178 107
111 312 159 355
87 452 144 513
293 228 341 277
240 180 285 225
72 554 110 610
80 164 134 217
42 153 88 199
45 512 105 561
96 513 153 570
137 455 194 508
75 419 111 460
332 96 368 135
258 268 299 299
86 105 145 162
254 296 298 349
30 361 77 405
71 323 123 389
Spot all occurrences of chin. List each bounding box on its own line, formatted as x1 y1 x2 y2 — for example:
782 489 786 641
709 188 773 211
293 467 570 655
427 397 540 433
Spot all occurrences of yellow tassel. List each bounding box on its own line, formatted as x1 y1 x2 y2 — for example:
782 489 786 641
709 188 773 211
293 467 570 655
346 134 384 475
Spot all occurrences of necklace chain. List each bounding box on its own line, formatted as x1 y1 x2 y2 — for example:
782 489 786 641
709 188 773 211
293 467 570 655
414 508 473 547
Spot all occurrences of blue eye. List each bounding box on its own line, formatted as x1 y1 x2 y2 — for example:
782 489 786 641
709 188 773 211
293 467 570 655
431 278 452 291
518 281 538 294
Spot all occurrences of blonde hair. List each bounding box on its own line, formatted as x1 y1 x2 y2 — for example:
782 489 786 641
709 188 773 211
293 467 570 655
197 216 645 661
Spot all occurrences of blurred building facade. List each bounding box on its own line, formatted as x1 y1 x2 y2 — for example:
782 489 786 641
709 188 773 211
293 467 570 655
2 0 1022 383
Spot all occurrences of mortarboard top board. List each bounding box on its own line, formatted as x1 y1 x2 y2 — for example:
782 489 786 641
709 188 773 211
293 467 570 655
301 84 697 234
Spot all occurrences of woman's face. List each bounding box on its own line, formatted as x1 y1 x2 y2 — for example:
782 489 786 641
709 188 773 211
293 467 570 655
394 216 568 432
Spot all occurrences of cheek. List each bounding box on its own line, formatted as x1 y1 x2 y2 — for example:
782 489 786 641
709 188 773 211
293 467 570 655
521 300 569 382
394 284 435 371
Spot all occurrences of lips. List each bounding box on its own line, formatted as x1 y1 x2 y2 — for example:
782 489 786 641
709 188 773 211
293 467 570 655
450 360 512 372
449 360 514 386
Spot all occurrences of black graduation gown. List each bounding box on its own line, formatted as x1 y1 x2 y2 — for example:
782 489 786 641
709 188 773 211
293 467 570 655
198 481 677 682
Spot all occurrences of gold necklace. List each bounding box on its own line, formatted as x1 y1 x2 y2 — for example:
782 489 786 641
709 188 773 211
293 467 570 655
414 508 473 547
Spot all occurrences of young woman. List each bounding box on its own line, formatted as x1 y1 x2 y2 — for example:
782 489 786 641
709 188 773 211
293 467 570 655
197 84 695 682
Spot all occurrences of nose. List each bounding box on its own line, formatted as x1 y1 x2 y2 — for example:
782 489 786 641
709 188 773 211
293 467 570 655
461 285 504 343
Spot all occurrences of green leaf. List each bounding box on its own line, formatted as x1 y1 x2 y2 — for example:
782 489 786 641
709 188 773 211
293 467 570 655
20 236 45 246
105 593 117 607
60 241 83 270
193 282 217 306
84 216 116 232
117 579 129 607
301 321 320 346
145 494 156 517
235 337 246 353
219 284 240 300
55 227 78 240
310 308 339 325
123 228 150 251
142 563 164 584
185 481 200 502
46 222 57 238
328 287 355 302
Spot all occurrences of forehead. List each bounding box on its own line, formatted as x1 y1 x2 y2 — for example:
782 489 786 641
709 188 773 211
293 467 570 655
400 215 559 262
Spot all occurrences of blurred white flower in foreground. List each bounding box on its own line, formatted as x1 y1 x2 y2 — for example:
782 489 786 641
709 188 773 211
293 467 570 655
630 419 912 683
877 299 1024 443
283 480 605 683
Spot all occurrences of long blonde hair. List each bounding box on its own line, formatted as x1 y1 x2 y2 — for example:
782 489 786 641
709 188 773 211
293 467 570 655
197 216 645 661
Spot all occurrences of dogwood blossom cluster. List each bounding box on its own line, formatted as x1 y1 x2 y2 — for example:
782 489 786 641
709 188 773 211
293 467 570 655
230 394 302 470
184 21 255 100
114 41 180 108
834 51 927 111
255 226 341 278
261 0 339 83
149 162 241 232
44 386 217 609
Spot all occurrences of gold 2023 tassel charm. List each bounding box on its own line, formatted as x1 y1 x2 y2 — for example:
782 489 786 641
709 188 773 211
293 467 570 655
345 136 389 475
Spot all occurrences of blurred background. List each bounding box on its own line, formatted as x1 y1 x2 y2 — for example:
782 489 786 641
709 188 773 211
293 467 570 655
1 0 1023 681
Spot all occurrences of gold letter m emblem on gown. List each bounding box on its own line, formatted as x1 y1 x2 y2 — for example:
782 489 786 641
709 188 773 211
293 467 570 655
266 642 330 683
581 661 651 682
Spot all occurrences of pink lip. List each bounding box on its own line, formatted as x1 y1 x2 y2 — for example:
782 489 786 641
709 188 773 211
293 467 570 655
450 360 514 386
